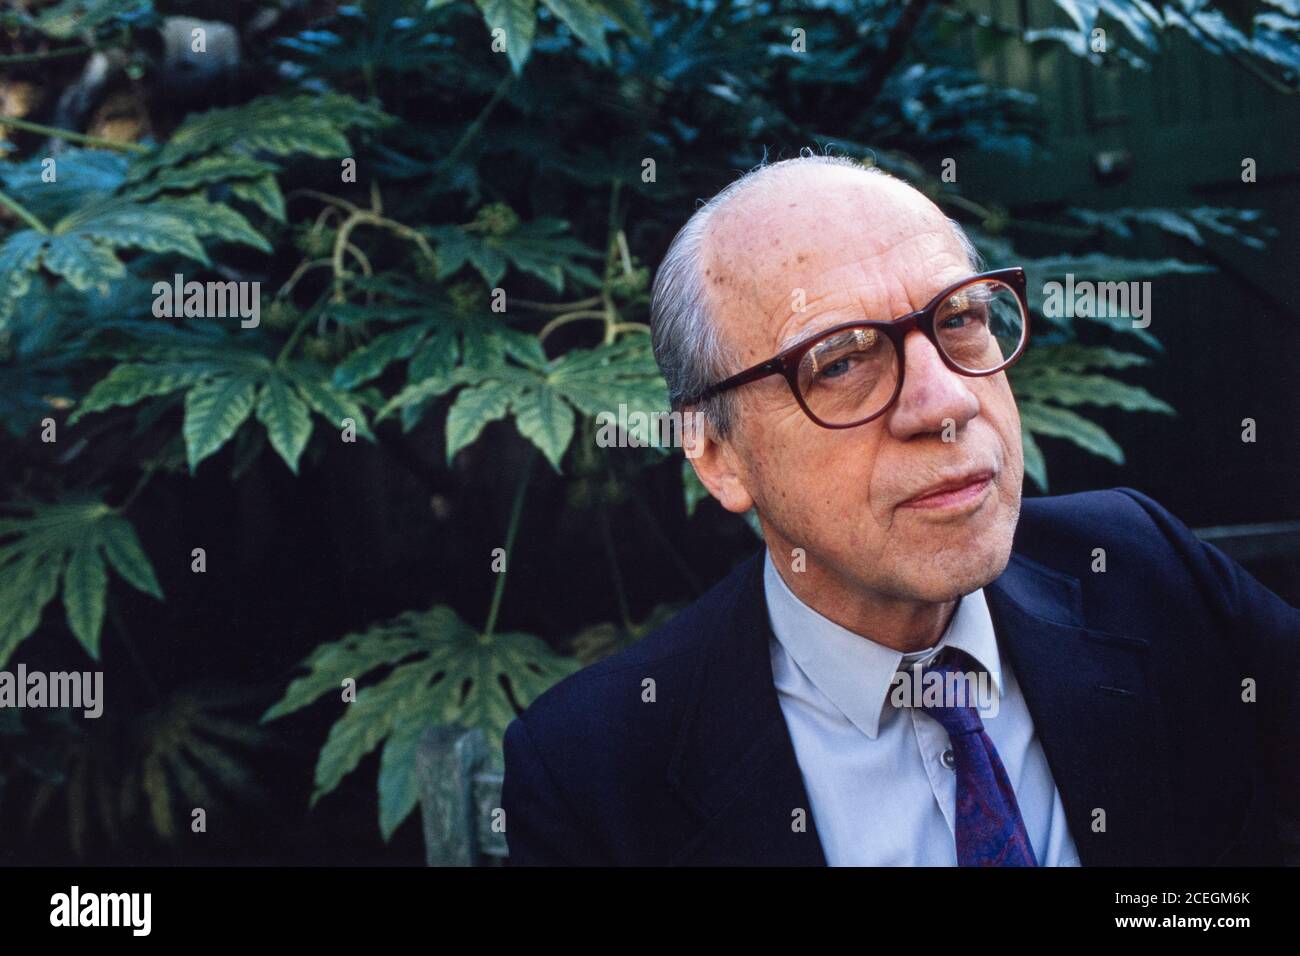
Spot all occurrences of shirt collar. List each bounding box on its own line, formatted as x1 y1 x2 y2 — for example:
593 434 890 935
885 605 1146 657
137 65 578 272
763 547 1002 739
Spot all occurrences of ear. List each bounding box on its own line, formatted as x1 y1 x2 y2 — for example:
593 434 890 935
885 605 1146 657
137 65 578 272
685 423 754 515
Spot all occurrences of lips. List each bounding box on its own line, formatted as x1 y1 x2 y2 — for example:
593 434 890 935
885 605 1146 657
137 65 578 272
899 469 995 509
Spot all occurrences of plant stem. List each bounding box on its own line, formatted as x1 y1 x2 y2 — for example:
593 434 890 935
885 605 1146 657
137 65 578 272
0 115 149 153
514 296 602 313
286 189 362 215
114 458 161 513
276 287 332 365
329 209 436 293
599 180 628 344
601 291 622 345
605 179 624 275
598 500 632 630
277 257 333 301
483 444 537 639
538 309 607 342
438 72 513 177
108 604 162 704
607 321 650 337
0 189 49 233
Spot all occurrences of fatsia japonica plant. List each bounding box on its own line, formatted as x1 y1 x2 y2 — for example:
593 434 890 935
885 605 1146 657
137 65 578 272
0 0 1293 846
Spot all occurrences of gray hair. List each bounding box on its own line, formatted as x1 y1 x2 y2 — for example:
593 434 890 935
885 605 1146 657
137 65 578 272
649 152 983 441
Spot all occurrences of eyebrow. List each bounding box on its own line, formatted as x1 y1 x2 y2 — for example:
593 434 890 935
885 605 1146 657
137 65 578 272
776 309 875 353
774 273 978 353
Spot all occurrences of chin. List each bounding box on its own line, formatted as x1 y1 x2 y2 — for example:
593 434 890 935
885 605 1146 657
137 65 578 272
887 516 1017 603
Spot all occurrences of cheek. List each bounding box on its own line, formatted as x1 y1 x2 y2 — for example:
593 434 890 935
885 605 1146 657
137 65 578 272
976 376 1019 433
979 380 1024 491
749 418 885 514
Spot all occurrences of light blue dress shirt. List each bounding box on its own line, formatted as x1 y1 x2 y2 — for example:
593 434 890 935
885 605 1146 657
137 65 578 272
764 548 1082 866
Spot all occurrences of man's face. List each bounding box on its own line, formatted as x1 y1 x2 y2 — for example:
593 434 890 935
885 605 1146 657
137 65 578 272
693 167 1024 606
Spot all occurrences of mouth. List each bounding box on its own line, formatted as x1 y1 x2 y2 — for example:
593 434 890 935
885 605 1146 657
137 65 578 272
898 469 995 512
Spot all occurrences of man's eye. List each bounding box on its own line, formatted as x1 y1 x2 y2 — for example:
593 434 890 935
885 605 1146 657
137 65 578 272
818 357 853 379
940 311 981 331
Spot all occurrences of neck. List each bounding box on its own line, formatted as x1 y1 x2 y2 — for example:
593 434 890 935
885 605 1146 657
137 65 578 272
767 547 958 653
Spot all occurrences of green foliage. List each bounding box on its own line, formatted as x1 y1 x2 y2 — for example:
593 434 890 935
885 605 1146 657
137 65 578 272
0 146 281 326
985 0 1300 87
472 0 652 73
126 94 394 181
0 498 162 665
12 684 274 855
72 340 377 473
423 212 605 291
1009 341 1175 490
263 603 578 838
381 335 668 470
1 0 1292 850
10 0 155 40
569 602 681 664
1068 206 1277 250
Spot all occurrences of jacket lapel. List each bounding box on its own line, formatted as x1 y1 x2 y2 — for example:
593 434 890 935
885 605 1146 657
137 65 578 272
665 551 827 865
985 552 1178 865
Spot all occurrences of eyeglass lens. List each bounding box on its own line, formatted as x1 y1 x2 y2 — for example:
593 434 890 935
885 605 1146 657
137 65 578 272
794 278 1025 426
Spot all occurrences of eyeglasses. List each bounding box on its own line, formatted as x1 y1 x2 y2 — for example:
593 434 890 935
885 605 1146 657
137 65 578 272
681 267 1029 429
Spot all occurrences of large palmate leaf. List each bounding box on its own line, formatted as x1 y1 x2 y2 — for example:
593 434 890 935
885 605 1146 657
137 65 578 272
0 498 163 664
1008 343 1174 490
323 278 550 429
71 342 376 474
262 603 578 838
118 93 384 225
380 335 670 471
126 94 394 181
422 216 605 292
0 196 270 325
16 683 274 854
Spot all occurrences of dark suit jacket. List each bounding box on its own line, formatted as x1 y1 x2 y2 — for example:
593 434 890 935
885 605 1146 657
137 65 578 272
501 488 1300 865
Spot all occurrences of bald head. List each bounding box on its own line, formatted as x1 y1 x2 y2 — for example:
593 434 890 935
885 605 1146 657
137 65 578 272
698 163 973 366
649 156 980 439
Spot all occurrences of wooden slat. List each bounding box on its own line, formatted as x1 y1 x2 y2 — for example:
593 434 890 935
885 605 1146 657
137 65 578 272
1194 521 1300 563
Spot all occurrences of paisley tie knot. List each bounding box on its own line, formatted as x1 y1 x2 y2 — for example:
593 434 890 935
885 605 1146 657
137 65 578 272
913 647 987 736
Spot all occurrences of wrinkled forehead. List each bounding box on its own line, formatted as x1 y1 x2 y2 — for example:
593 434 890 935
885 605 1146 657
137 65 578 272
699 169 967 356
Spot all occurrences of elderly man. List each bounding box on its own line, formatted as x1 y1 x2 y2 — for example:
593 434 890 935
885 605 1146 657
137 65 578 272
501 155 1299 866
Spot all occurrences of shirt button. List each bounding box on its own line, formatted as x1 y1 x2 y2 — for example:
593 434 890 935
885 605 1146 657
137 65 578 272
941 748 956 771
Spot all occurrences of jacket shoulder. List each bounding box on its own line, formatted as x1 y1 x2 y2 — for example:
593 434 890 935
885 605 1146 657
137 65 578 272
514 550 759 733
1014 486 1189 576
500 552 762 862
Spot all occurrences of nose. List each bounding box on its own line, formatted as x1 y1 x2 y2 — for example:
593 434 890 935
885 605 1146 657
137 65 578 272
886 328 981 441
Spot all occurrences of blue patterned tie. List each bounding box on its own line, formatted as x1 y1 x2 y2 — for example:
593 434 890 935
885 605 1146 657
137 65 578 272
915 647 1038 866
